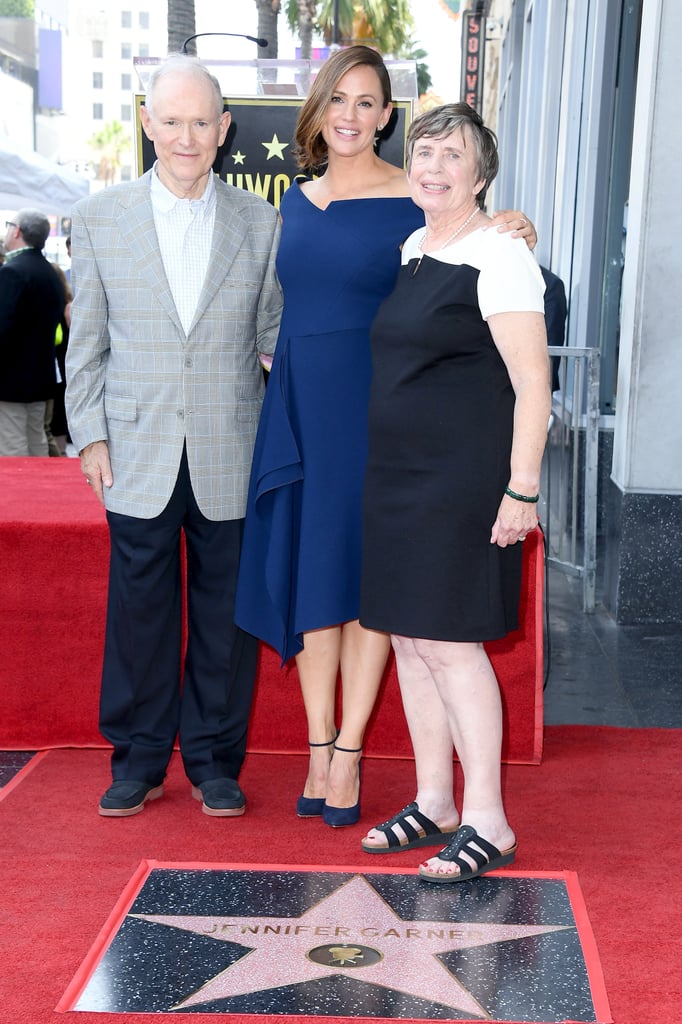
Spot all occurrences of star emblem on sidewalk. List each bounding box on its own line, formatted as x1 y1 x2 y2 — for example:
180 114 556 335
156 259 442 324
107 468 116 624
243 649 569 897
132 874 569 1015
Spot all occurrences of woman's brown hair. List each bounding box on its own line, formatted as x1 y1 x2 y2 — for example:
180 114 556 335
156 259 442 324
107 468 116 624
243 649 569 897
293 45 392 171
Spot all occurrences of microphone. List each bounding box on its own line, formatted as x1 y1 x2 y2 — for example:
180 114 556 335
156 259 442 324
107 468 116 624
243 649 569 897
182 32 268 53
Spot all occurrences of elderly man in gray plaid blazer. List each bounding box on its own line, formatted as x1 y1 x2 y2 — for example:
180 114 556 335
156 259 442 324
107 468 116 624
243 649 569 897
66 54 282 818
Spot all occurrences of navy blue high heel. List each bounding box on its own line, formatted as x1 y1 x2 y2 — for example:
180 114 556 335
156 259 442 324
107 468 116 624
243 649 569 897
296 794 325 817
322 744 362 827
296 735 336 817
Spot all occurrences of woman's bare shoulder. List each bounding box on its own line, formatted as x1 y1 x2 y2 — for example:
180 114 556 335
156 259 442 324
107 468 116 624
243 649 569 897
380 162 410 196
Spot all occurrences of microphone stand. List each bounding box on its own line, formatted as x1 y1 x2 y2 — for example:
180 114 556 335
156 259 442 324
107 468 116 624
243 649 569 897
182 32 269 54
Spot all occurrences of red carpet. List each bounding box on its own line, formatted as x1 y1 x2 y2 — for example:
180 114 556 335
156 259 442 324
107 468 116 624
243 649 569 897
1 727 680 1023
0 458 544 763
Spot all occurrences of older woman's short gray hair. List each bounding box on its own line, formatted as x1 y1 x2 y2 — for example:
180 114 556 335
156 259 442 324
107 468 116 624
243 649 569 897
406 103 499 208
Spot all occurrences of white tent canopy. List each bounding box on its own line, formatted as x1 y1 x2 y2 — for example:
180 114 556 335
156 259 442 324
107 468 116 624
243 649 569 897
0 137 89 217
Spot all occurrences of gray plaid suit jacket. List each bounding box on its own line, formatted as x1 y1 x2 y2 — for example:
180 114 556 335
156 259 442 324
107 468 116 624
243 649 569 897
65 171 282 521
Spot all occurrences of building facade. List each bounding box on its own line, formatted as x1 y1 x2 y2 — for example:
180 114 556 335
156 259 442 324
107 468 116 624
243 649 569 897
475 0 681 624
46 0 166 183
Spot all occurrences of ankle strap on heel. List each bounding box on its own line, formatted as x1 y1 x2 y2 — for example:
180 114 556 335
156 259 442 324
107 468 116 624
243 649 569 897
308 735 337 748
334 743 362 753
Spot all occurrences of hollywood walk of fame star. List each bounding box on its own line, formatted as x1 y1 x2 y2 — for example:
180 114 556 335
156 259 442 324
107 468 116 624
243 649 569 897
131 874 570 1015
262 133 289 160
231 150 246 165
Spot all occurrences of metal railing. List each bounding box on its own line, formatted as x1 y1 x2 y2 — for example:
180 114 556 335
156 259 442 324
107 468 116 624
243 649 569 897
540 346 601 612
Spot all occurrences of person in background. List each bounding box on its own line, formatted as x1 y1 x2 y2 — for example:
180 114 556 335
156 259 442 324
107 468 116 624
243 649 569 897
64 235 72 286
540 265 567 391
47 262 73 455
65 54 282 819
359 103 550 881
0 240 6 265
0 210 64 456
235 45 538 828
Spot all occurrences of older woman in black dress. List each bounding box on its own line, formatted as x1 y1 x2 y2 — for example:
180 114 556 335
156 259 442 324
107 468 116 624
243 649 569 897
360 104 550 881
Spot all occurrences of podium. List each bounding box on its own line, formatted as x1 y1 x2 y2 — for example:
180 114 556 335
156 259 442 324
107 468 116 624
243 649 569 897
0 459 544 763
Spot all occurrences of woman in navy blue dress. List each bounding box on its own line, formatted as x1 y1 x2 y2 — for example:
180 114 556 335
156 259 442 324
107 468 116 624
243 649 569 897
236 47 535 827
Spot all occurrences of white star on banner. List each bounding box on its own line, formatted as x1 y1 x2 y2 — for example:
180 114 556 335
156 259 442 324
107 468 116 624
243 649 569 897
261 133 289 160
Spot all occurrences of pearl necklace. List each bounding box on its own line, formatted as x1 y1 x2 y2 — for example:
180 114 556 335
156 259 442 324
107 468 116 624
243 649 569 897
412 207 480 276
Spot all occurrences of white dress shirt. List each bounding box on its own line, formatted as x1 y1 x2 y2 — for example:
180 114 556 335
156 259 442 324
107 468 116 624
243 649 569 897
150 164 216 334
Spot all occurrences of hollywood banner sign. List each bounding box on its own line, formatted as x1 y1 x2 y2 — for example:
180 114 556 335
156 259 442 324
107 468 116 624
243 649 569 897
461 11 486 113
135 96 413 209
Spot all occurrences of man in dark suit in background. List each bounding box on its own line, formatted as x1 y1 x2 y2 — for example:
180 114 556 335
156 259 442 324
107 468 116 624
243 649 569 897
0 210 64 456
541 265 568 391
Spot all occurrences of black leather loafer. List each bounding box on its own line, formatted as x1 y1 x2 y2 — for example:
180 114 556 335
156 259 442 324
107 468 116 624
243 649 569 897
191 778 246 817
99 780 164 817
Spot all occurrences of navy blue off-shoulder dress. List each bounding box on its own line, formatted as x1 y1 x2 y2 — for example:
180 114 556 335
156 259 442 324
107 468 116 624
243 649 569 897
235 181 424 663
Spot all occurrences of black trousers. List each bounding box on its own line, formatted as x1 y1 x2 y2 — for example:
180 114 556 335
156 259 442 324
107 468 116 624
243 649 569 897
100 449 257 787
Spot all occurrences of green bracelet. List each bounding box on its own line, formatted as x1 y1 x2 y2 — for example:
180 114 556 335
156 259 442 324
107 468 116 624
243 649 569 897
505 485 539 504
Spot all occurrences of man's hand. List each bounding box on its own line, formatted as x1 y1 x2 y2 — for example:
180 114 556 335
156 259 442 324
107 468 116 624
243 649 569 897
80 440 113 506
486 209 537 250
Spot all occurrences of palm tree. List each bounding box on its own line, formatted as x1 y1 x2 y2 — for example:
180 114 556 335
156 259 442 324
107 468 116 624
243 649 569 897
0 0 34 15
168 0 196 55
285 0 316 59
403 37 433 97
88 121 131 187
314 0 414 53
254 0 281 58
285 2 431 97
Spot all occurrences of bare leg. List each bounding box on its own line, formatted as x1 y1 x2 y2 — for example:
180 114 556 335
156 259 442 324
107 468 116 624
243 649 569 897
295 626 341 801
362 635 459 848
417 640 515 877
325 620 391 809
